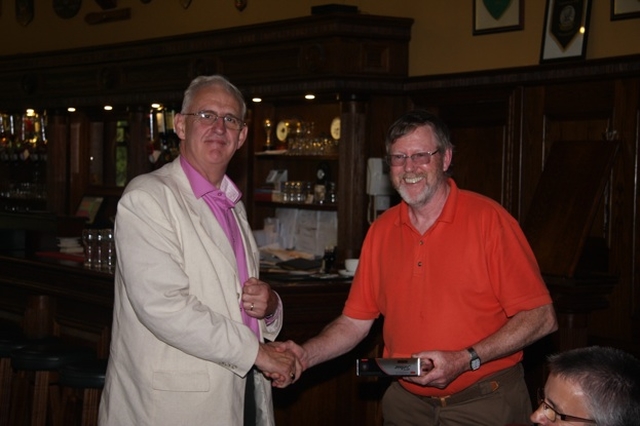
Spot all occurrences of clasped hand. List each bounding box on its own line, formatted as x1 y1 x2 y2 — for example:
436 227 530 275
255 342 303 388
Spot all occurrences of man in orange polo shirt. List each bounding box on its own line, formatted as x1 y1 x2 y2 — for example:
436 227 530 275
276 109 558 425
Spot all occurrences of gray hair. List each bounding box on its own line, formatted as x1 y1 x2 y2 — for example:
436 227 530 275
181 75 246 119
547 346 640 426
385 109 453 153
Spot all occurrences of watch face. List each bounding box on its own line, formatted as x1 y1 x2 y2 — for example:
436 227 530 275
471 358 481 370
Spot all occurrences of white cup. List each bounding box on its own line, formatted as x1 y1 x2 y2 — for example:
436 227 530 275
344 258 359 273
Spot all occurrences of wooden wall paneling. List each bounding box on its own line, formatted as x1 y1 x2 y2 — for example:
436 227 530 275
520 86 546 222
589 77 640 346
366 95 412 160
537 79 640 355
542 81 615 147
505 87 524 219
410 89 517 213
338 98 369 260
449 124 506 205
127 106 152 185
522 140 619 278
47 112 70 215
68 112 91 215
540 81 615 264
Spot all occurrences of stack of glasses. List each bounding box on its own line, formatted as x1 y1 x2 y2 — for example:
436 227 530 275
81 229 116 273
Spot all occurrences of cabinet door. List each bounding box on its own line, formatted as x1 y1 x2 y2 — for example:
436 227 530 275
46 106 156 222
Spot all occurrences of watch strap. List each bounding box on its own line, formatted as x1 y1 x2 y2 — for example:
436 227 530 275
467 347 481 370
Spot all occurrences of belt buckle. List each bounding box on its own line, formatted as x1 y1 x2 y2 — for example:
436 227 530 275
432 395 450 407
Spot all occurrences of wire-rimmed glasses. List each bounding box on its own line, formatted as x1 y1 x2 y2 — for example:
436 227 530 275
536 388 597 424
385 149 439 167
181 110 245 130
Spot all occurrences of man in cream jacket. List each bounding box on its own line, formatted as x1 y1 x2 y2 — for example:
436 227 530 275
99 75 298 426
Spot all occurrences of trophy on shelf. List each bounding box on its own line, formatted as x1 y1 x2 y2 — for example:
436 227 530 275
263 118 274 151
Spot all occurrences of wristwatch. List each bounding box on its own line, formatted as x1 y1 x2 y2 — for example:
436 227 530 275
467 347 481 371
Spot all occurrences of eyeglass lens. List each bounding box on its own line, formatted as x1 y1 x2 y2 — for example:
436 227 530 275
386 150 439 166
536 388 597 424
189 111 244 130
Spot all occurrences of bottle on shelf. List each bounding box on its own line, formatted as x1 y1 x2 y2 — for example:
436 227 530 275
0 113 9 162
263 118 274 151
146 108 162 165
314 162 330 204
322 246 336 273
164 106 181 160
115 119 129 187
35 112 48 163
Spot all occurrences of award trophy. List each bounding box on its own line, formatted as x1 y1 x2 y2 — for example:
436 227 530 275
263 118 273 151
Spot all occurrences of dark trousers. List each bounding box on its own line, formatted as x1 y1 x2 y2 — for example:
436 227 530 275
382 364 532 426
244 369 257 426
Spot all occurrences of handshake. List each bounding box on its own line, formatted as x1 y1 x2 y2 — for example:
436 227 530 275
255 340 306 388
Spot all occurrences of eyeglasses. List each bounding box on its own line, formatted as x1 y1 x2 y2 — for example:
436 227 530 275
536 388 597 424
385 149 439 167
181 110 245 130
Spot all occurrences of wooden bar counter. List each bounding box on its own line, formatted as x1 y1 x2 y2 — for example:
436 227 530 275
0 252 386 426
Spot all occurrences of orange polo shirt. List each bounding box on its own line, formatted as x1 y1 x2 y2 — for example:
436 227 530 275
343 179 552 397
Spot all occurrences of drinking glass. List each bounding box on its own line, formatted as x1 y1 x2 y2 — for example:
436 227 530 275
99 228 115 273
81 229 97 268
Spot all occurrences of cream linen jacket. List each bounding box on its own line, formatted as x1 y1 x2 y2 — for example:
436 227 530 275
98 159 282 426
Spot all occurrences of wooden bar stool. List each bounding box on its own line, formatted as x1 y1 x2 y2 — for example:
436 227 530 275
0 320 26 425
9 340 95 426
59 358 108 426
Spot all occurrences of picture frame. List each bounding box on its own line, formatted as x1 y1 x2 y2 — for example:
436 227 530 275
473 0 524 35
611 0 640 20
540 0 592 63
75 196 104 225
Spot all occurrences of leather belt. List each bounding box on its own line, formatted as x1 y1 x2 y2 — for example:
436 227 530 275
417 364 521 408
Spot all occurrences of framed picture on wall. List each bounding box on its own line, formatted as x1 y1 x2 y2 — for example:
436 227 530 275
473 0 524 35
611 0 640 20
540 0 592 63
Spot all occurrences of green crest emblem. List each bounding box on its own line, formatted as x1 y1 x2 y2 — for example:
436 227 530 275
482 0 513 20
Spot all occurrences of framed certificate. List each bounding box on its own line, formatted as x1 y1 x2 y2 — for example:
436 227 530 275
76 196 104 225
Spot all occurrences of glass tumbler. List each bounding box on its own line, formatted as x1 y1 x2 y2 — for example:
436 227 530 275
81 229 98 268
99 228 115 272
